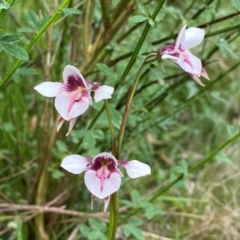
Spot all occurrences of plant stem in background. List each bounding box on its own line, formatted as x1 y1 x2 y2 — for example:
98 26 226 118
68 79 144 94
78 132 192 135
118 131 240 225
108 191 118 240
104 100 116 154
116 55 157 158
0 0 70 89
0 0 15 24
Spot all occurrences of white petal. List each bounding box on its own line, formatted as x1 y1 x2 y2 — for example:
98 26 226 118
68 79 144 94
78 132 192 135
178 49 202 75
85 170 121 199
62 65 89 89
54 91 92 121
34 82 62 97
119 160 151 178
61 155 89 174
184 27 205 49
174 24 187 52
94 85 114 103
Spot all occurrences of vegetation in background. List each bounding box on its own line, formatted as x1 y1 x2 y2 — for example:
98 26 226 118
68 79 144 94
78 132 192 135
1 0 240 239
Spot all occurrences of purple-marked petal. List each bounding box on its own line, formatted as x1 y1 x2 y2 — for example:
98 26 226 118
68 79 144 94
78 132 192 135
174 24 186 51
119 160 151 178
177 49 202 75
94 85 114 103
34 82 63 97
184 27 205 49
92 152 118 167
55 91 91 120
84 170 121 199
57 116 65 132
63 65 89 89
61 155 90 174
66 118 77 136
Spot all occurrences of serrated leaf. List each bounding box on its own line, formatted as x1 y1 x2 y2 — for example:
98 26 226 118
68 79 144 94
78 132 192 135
24 10 38 30
96 63 114 77
0 34 23 43
1 43 29 60
62 8 81 16
129 15 148 23
138 3 149 16
232 0 240 10
0 1 10 9
148 18 155 27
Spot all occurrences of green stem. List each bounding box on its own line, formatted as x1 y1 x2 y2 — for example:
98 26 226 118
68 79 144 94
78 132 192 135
116 56 156 158
83 0 92 55
0 0 70 89
119 131 240 225
115 0 165 90
104 100 115 153
108 191 118 240
0 0 15 24
100 0 111 28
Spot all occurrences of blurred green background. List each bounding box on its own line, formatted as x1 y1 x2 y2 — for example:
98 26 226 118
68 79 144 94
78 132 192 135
1 0 240 239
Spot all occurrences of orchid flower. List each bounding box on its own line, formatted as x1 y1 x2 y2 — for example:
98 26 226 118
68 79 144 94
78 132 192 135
34 65 114 135
61 152 151 211
159 24 210 86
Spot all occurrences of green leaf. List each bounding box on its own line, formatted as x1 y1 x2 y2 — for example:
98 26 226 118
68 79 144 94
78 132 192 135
216 152 233 165
82 131 96 149
1 42 29 60
227 125 237 137
24 10 38 30
19 67 37 76
96 63 114 77
0 0 10 9
18 27 35 33
148 18 155 27
232 0 240 10
50 169 64 179
62 8 81 16
129 15 148 23
79 224 89 237
131 189 140 203
219 38 238 59
129 225 145 240
137 3 149 16
109 105 122 129
56 140 68 153
0 34 23 43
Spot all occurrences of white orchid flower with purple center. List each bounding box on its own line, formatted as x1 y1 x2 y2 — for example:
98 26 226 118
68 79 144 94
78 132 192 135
61 152 151 211
159 24 210 86
34 65 114 135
